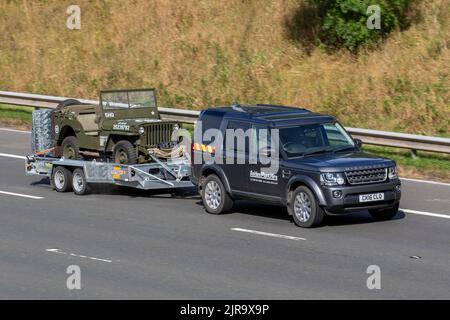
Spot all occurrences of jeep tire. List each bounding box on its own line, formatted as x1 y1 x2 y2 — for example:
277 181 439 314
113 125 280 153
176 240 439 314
369 203 399 221
52 166 73 192
290 186 324 228
113 140 137 165
61 136 82 160
56 99 82 109
201 174 233 214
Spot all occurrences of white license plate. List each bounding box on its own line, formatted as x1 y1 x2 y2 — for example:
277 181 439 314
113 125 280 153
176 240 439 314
359 192 384 203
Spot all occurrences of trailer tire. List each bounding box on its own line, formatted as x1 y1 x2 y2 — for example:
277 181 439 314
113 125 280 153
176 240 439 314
72 168 91 195
52 166 73 192
201 174 233 214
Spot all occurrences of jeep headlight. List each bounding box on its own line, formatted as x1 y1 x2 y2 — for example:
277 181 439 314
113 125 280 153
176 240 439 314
138 126 145 135
320 172 345 186
388 166 398 180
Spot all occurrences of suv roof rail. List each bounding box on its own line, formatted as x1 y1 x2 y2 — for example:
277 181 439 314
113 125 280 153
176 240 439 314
231 103 246 113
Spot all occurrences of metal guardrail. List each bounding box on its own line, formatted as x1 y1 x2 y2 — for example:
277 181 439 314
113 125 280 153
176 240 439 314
1 91 449 154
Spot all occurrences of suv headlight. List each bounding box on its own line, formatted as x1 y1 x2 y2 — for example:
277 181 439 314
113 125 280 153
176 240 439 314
320 172 345 186
388 166 398 180
138 126 145 135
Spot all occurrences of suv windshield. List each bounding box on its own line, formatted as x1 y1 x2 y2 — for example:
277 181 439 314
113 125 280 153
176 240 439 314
101 90 157 109
279 122 355 158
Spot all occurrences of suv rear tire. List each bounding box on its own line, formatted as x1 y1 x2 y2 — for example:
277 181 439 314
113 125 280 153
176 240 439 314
113 140 137 165
290 186 324 228
201 174 233 214
61 136 82 160
369 203 399 221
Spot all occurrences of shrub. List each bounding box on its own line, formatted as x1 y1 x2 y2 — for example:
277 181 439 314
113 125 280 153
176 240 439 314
311 0 412 51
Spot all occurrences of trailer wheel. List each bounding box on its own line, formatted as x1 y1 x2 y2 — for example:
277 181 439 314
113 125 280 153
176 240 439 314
52 166 73 192
201 174 233 214
72 168 91 195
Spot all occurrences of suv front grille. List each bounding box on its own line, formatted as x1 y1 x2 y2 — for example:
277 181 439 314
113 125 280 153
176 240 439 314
345 168 387 185
144 123 174 147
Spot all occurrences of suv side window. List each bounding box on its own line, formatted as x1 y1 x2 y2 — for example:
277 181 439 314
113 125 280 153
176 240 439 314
251 124 271 156
225 120 251 154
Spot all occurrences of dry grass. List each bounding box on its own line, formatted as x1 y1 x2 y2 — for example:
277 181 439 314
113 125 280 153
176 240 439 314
0 0 448 136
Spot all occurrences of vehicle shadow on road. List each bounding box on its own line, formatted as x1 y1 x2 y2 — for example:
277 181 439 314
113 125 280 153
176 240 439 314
201 199 406 226
324 210 406 227
99 184 200 200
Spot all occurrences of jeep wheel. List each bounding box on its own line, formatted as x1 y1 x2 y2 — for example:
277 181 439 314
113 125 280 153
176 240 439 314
113 140 137 165
290 186 324 228
201 174 233 214
369 203 399 221
52 166 73 192
72 168 91 195
61 136 82 160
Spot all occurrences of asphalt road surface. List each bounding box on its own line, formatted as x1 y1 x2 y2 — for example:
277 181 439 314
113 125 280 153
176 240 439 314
0 128 449 299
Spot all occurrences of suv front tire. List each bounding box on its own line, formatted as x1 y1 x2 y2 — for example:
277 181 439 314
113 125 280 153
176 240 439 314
201 174 233 214
290 186 324 228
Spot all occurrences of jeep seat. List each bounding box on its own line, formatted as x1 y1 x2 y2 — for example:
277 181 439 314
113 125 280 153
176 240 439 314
77 113 99 136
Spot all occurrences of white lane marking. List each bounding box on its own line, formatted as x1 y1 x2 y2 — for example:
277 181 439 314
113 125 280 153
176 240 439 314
46 248 116 263
231 228 306 241
0 190 44 200
401 208 450 219
0 127 30 133
0 152 26 160
401 177 450 187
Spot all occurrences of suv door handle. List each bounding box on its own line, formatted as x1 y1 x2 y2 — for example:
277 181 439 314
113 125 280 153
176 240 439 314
282 170 291 178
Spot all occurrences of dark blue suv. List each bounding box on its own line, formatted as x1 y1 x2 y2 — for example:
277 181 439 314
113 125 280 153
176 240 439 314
190 105 401 228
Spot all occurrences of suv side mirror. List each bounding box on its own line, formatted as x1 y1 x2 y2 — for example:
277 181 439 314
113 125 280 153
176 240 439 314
354 138 363 149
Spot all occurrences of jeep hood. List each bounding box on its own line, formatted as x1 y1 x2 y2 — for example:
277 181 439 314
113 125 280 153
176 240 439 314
284 151 395 173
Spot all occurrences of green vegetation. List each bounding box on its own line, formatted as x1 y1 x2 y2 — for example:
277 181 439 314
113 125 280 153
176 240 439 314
362 145 450 181
0 104 32 129
312 0 412 51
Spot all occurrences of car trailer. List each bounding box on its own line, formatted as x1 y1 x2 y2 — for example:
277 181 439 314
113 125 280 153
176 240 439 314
25 154 194 195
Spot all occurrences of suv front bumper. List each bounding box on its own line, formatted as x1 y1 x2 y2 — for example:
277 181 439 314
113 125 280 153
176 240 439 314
322 179 401 214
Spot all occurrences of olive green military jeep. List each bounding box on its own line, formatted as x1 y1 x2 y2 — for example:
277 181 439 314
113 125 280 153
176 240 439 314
53 88 181 164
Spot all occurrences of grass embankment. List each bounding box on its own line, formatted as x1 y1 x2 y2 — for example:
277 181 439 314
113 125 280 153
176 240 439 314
0 104 32 130
0 0 448 136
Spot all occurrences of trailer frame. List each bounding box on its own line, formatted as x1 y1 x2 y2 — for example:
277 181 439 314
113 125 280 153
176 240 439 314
25 153 194 195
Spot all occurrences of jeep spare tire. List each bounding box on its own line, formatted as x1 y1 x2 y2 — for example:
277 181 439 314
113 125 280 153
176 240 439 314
61 136 82 160
113 140 137 165
56 99 82 109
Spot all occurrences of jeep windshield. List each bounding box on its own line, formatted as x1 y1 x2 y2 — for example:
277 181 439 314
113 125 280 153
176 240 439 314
279 122 356 158
101 89 157 110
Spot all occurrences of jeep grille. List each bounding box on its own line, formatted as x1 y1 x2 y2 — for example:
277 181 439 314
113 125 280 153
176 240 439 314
345 168 387 185
144 123 174 147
